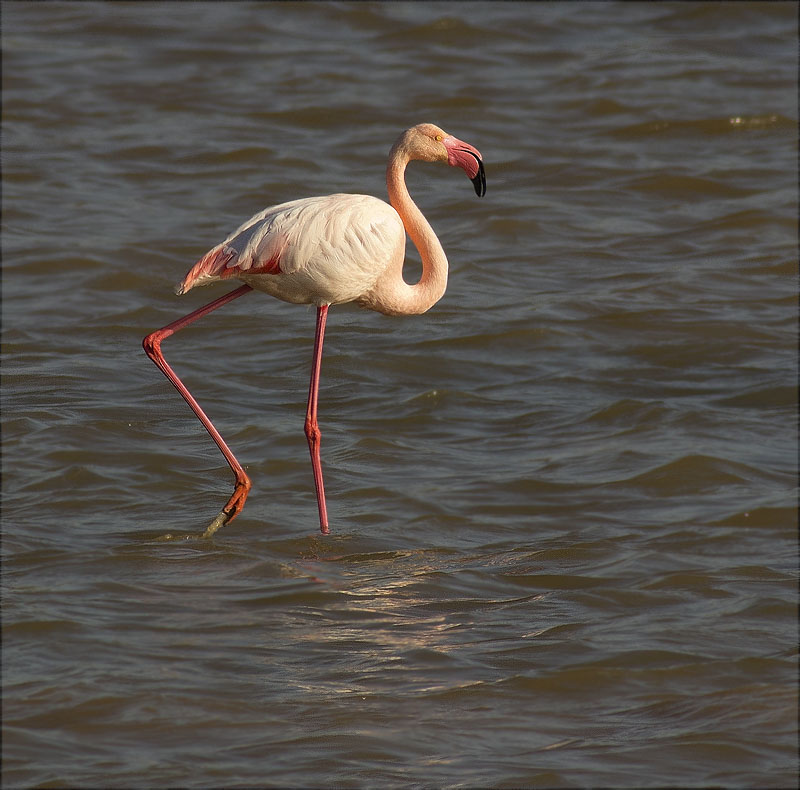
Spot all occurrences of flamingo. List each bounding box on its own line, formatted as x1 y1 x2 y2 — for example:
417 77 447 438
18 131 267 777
142 123 485 538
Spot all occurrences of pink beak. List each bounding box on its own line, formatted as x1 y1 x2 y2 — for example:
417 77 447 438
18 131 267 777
443 135 486 197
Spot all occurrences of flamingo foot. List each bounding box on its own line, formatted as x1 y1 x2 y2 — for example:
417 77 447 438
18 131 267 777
200 509 232 539
153 477 251 542
200 477 251 538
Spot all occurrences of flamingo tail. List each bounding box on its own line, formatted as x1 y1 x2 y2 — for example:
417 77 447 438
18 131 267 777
175 245 281 295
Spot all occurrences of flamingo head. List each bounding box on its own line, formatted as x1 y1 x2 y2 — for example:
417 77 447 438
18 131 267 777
398 123 486 197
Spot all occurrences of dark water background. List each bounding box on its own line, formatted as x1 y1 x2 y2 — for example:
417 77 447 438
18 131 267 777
2 2 798 787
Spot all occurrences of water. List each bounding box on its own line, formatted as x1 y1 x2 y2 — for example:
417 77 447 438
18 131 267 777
2 2 797 787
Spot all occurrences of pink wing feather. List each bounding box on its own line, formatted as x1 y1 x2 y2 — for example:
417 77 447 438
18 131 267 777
175 205 292 295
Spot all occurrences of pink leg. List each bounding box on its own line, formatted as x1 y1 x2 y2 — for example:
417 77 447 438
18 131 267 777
305 305 330 534
142 284 253 538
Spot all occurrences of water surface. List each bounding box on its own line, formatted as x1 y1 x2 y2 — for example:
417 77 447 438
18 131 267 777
2 2 797 787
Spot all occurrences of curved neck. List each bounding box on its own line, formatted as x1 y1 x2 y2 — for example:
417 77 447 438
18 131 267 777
383 149 449 315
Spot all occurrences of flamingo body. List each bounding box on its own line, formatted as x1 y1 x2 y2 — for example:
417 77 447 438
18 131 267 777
177 194 406 309
143 123 485 537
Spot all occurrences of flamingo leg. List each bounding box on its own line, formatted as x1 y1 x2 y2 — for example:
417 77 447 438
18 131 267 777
142 284 253 538
305 305 330 534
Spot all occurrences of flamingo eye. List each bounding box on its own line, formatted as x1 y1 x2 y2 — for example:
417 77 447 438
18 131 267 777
435 134 443 142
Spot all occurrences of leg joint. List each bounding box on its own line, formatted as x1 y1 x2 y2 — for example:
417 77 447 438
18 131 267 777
142 331 161 359
304 419 321 446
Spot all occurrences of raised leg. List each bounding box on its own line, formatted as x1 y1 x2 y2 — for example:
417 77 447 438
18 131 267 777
305 305 330 534
142 284 253 538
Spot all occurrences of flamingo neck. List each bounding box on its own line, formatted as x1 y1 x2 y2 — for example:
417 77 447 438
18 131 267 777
379 148 449 316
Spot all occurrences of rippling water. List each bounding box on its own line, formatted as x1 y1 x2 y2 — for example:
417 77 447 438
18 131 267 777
2 2 798 787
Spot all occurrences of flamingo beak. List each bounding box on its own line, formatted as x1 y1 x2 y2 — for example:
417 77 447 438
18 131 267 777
443 136 486 197
471 157 487 197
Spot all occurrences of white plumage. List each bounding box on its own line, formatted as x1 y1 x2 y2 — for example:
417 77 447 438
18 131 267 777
177 194 405 308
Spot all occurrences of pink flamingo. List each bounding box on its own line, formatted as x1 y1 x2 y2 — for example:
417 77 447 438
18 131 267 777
143 123 485 538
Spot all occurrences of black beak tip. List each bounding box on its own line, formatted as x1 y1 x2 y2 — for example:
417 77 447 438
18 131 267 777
471 159 486 197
